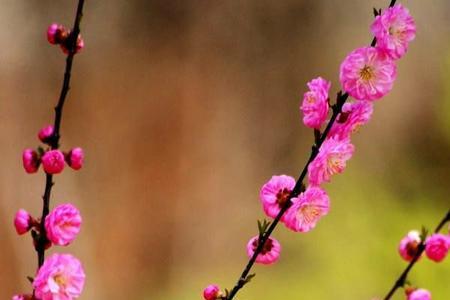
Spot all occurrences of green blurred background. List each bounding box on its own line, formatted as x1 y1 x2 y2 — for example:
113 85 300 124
1 0 449 299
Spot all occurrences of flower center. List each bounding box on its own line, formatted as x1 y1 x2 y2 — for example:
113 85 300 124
54 274 67 287
275 188 291 207
327 155 342 173
298 205 320 223
406 240 420 258
252 238 274 254
359 65 373 81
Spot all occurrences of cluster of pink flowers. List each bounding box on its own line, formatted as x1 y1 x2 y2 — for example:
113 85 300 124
22 125 84 174
47 23 84 54
13 202 84 299
396 229 450 299
203 4 416 299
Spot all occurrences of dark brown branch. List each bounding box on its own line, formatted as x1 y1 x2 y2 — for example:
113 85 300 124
225 1 397 299
35 0 86 269
383 209 450 300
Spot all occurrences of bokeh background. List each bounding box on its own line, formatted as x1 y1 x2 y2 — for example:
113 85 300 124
1 0 449 299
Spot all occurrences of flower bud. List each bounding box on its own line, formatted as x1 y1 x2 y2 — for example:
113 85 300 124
38 125 55 144
407 288 431 300
47 23 68 45
398 230 422 262
14 209 32 235
22 149 39 174
203 284 221 300
41 150 65 174
60 34 84 55
66 147 84 170
425 233 450 262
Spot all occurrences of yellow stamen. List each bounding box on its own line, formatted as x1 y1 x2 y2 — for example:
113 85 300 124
360 65 373 81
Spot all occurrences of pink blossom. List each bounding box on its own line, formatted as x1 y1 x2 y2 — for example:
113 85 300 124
45 204 82 246
22 149 39 174
42 150 65 174
203 284 221 300
300 77 331 129
371 4 416 60
284 186 330 232
33 253 85 300
425 233 450 262
14 209 32 235
260 175 296 221
407 289 431 300
339 46 397 101
398 230 422 262
308 137 354 185
38 125 55 144
246 235 281 265
329 101 373 140
67 148 84 170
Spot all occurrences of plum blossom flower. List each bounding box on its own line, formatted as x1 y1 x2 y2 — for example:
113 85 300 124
246 235 281 265
284 186 330 232
300 77 331 129
33 253 85 300
340 46 397 101
371 4 416 60
398 230 422 262
66 147 84 170
425 233 450 262
38 125 55 144
203 284 221 300
329 101 373 140
45 204 82 246
22 149 40 174
260 175 296 221
42 150 65 174
308 137 354 185
407 288 431 300
14 209 32 235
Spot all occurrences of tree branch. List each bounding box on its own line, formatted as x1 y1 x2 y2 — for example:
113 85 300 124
35 0 86 269
225 1 398 299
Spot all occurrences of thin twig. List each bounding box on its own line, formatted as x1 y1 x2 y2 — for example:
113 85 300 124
383 209 450 300
225 1 397 299
35 0 86 269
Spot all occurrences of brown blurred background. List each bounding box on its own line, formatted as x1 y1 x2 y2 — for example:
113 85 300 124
1 0 449 299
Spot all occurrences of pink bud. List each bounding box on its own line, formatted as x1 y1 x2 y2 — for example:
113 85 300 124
398 230 422 262
61 34 84 55
203 284 221 300
22 149 39 174
41 150 65 174
14 209 31 235
67 147 84 170
38 125 55 144
47 23 68 45
407 288 431 300
425 233 450 262
45 203 82 246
